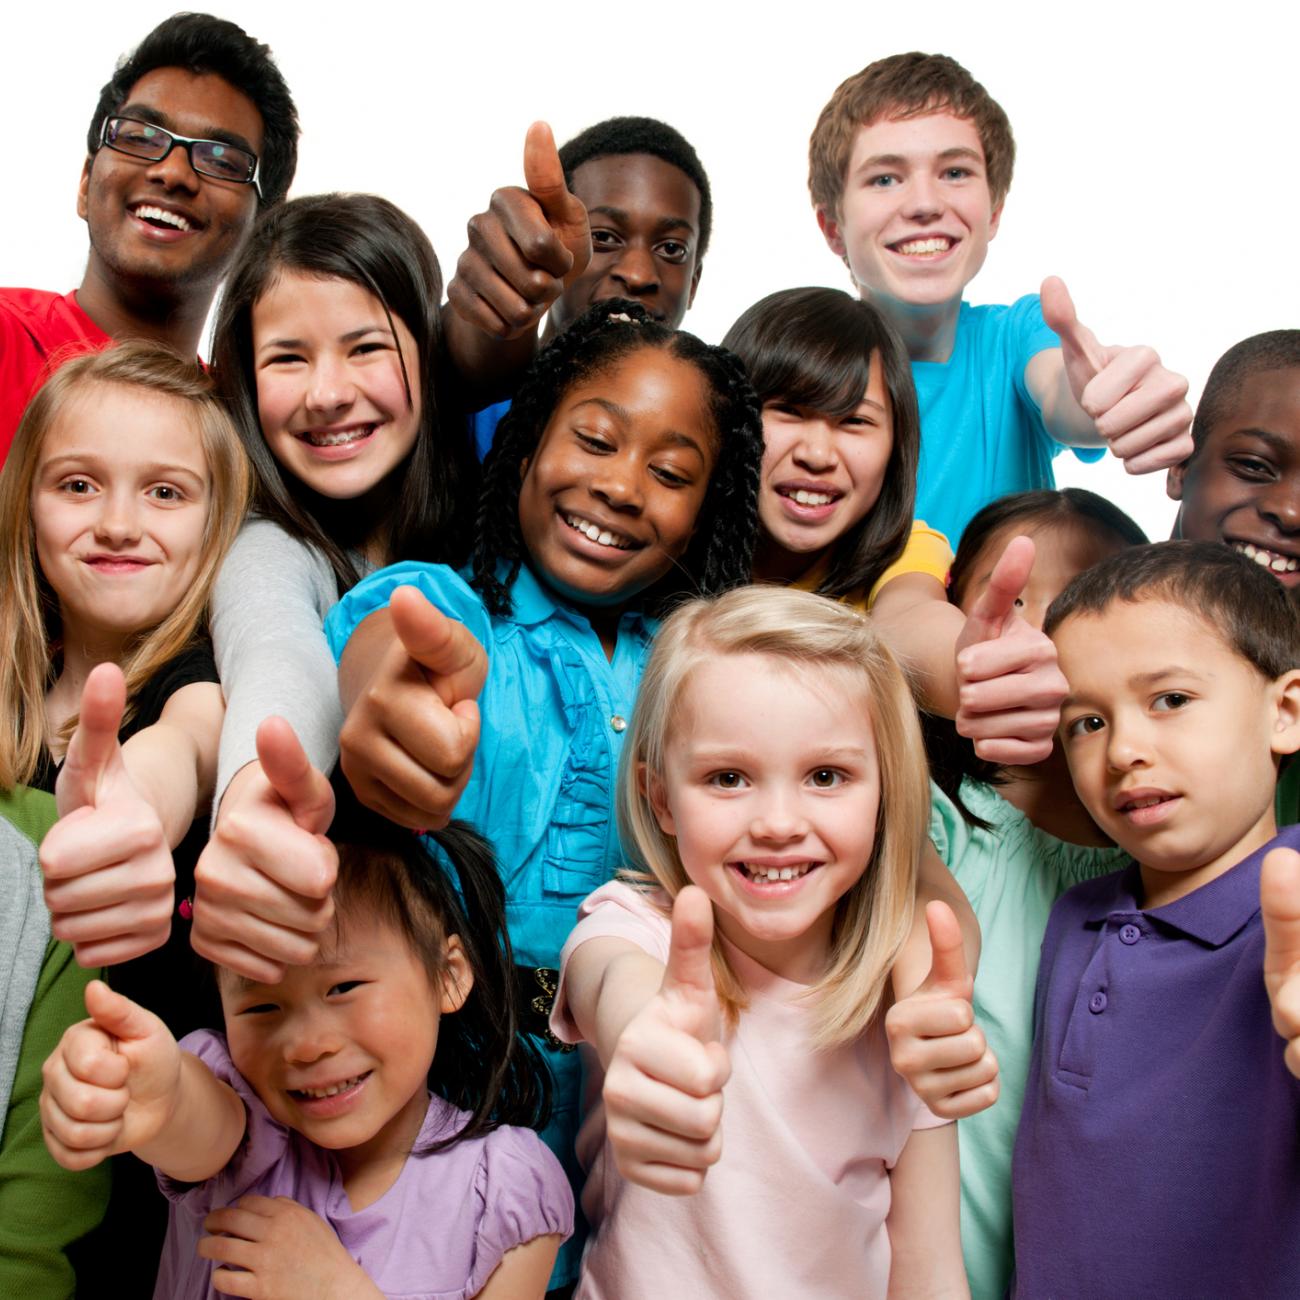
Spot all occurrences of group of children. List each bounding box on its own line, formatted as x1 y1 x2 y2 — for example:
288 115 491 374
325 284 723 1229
0 17 1298 1300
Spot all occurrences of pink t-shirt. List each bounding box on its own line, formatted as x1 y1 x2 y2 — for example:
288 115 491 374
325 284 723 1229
551 881 948 1300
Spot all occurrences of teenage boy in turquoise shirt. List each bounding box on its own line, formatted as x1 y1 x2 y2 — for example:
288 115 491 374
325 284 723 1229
809 53 1193 545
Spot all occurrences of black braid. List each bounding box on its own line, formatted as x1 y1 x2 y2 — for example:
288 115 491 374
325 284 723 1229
470 299 763 617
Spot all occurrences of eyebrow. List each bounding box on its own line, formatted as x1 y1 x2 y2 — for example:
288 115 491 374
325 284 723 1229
40 453 206 482
256 324 394 354
117 102 259 156
857 145 983 170
1223 427 1295 455
586 205 696 236
570 398 709 461
1063 664 1206 708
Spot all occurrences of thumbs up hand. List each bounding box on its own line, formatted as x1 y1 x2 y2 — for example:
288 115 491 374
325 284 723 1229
41 663 175 966
192 718 338 984
40 979 181 1170
603 887 731 1196
1040 276 1192 474
446 121 593 340
885 902 1000 1118
1262 847 1300 1080
339 586 487 830
954 535 1068 766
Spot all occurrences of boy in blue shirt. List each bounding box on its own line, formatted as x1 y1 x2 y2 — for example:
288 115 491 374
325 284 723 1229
808 53 1193 544
1012 542 1300 1297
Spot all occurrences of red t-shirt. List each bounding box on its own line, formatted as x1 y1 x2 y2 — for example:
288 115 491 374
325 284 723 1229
0 288 111 464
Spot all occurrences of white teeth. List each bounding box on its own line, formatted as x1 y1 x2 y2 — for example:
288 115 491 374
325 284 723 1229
741 863 812 883
565 514 633 550
791 490 834 506
295 1074 365 1099
1233 542 1297 573
895 237 951 256
133 204 192 232
303 426 372 447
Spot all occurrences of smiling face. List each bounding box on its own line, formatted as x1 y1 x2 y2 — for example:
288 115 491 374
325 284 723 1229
517 346 716 611
547 154 703 337
79 67 264 301
817 111 1001 314
31 383 210 653
755 350 893 581
1168 366 1300 587
220 901 469 1170
1054 599 1299 906
252 272 422 502
649 653 880 983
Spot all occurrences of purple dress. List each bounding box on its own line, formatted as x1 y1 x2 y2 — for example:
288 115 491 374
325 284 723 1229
153 1031 573 1300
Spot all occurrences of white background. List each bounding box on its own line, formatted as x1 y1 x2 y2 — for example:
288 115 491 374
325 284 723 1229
4 0 1297 540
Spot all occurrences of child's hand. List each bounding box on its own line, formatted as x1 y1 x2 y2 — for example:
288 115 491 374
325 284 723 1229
1261 847 1300 1080
192 718 338 984
338 586 486 830
445 121 592 340
1041 276 1193 474
886 901 1000 1119
42 663 175 966
200 1196 384 1299
40 979 181 1170
604 887 730 1196
955 535 1068 765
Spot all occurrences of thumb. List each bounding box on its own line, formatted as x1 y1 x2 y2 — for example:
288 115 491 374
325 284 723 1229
58 662 128 813
84 978 163 1044
1262 847 1300 989
522 121 591 282
661 886 717 1011
390 586 488 709
255 718 335 836
958 534 1035 651
919 901 971 994
1041 276 1106 394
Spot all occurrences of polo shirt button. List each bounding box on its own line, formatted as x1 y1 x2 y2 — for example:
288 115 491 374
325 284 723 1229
1119 924 1141 945
1088 991 1108 1014
610 715 627 733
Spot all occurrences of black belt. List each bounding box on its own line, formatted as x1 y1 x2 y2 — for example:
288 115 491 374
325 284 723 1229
515 966 577 1053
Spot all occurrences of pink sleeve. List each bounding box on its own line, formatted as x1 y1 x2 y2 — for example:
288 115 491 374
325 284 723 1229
550 881 673 1045
155 1029 290 1211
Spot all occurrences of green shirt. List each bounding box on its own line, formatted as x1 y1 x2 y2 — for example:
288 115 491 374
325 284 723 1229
929 779 1125 1300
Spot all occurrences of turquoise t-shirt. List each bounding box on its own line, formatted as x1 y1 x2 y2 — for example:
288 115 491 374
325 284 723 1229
325 560 656 1288
929 779 1124 1300
912 294 1103 546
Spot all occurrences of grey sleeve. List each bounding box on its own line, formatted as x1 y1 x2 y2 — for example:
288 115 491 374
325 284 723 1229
211 519 344 809
0 823 48 1120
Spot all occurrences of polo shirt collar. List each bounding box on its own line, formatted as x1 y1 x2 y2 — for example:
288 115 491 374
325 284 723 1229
496 561 655 642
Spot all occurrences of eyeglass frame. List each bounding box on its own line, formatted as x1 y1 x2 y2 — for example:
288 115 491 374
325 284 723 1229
97 116 263 199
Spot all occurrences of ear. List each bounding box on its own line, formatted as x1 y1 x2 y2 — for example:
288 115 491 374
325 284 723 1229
815 205 848 261
518 455 530 482
1166 460 1187 502
437 934 474 1015
1271 670 1300 758
77 157 93 223
641 761 676 836
988 200 1005 241
687 259 703 310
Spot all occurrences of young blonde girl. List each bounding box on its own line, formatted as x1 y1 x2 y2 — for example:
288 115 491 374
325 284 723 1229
552 586 966 1299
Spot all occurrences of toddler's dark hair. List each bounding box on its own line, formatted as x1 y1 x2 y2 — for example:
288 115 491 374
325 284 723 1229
471 299 762 616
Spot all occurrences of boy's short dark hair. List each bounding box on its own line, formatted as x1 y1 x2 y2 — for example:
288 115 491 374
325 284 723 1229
808 52 1015 217
558 115 713 259
1190 330 1300 453
87 12 299 209
1044 540 1300 680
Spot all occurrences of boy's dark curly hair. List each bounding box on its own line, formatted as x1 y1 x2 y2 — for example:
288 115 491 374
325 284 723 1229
470 299 762 616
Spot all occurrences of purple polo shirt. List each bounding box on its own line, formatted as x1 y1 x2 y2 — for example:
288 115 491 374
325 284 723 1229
1012 824 1300 1299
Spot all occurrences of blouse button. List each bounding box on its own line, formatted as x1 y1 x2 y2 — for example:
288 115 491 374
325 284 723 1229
610 715 627 733
1088 991 1108 1015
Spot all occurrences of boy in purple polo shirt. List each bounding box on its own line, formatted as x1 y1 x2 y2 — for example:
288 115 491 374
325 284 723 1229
1012 541 1300 1298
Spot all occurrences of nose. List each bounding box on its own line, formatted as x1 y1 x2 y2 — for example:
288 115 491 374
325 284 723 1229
1105 715 1150 774
143 140 201 195
305 356 357 415
1258 479 1300 535
282 1005 342 1066
608 245 660 299
792 419 839 473
590 450 645 515
749 784 808 844
904 171 943 222
93 488 143 545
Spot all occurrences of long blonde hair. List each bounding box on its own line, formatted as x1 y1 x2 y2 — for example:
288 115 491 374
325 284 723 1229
617 585 931 1050
0 342 251 788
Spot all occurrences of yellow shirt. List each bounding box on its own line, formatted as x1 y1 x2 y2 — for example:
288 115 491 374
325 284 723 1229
790 519 953 613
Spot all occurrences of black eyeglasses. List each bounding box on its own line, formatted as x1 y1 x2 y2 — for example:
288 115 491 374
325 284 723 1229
98 116 262 196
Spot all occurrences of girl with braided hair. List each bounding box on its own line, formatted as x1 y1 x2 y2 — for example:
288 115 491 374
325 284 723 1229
324 298 762 1291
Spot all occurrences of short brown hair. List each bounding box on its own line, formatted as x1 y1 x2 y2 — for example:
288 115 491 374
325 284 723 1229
809 52 1016 216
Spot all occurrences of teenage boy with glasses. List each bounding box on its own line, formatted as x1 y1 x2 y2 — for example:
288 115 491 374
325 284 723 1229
0 12 298 462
